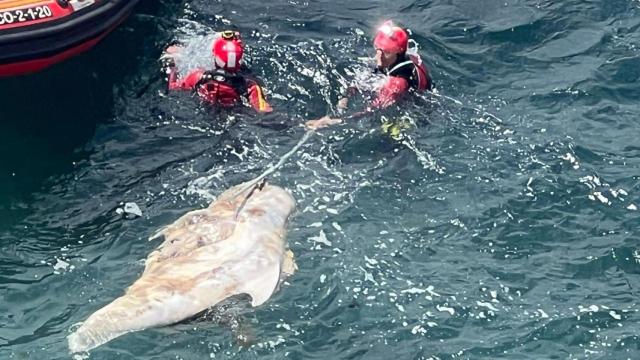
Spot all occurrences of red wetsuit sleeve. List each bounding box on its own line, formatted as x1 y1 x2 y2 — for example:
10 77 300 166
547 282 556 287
371 76 410 109
168 68 205 91
246 81 273 113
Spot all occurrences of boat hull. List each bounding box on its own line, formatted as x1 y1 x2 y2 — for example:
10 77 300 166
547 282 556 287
0 0 141 76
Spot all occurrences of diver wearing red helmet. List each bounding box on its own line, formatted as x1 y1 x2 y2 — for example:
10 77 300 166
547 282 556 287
306 21 432 129
371 21 431 95
162 31 273 113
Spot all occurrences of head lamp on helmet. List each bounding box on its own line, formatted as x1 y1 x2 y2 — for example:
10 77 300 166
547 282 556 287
221 30 240 40
373 20 408 54
212 30 244 72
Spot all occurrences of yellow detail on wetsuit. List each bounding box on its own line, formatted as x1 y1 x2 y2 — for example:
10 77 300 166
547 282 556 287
254 85 268 111
381 116 412 140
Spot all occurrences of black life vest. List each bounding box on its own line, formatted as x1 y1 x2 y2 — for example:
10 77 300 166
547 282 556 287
385 53 432 91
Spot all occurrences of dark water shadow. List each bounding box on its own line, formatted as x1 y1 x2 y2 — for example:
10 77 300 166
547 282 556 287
0 0 178 230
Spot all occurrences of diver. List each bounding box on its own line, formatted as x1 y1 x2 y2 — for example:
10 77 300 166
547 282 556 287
161 30 273 113
306 20 432 130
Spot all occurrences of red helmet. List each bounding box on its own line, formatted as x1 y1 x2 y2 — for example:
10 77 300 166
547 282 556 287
212 31 244 72
373 20 408 54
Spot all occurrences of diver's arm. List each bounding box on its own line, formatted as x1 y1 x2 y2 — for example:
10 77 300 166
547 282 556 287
344 76 411 118
312 76 409 125
370 76 410 109
168 68 205 91
305 116 343 130
306 76 410 130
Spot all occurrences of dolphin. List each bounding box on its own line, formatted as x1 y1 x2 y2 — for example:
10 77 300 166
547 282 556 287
68 181 297 353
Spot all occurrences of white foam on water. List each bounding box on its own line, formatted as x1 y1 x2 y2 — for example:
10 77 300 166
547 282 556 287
536 309 550 319
411 324 427 335
308 230 332 247
401 287 426 295
579 304 599 313
53 259 70 272
609 311 622 320
436 305 455 316
560 152 580 169
477 301 500 312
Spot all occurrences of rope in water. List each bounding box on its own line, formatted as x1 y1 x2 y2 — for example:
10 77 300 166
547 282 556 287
238 128 316 195
233 90 499 203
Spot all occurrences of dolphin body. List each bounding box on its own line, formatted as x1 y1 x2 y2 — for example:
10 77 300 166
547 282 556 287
68 182 297 353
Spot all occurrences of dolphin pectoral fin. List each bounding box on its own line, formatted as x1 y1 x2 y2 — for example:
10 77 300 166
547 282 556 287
238 265 280 307
281 250 297 277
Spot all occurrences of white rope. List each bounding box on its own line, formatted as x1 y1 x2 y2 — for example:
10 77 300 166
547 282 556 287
234 129 316 200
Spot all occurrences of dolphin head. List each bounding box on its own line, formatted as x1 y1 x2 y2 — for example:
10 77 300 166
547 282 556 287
210 181 295 222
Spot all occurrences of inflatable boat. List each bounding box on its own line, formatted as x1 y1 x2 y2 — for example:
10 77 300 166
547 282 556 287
0 0 141 76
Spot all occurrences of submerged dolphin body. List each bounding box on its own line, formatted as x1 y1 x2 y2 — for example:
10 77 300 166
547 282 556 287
68 182 297 353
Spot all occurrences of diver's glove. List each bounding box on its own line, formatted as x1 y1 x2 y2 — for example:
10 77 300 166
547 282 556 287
159 40 183 73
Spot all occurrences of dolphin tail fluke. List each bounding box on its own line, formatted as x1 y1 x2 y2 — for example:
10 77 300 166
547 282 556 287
68 322 121 354
67 297 149 354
